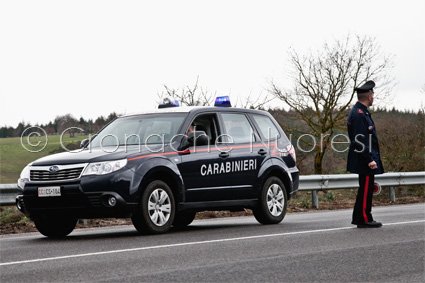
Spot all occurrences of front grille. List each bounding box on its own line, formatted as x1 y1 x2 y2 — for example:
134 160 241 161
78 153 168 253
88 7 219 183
30 167 85 181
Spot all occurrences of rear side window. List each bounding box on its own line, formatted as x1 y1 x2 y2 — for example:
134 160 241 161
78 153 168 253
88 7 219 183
252 114 280 141
221 113 255 144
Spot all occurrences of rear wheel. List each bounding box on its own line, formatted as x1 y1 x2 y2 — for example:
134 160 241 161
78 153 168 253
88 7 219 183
173 211 196 228
132 180 175 234
253 176 287 224
33 214 77 238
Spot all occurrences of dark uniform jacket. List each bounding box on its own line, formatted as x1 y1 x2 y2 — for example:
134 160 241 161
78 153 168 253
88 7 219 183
347 102 384 175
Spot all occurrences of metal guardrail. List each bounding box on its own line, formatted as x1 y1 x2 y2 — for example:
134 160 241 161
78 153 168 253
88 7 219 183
0 184 21 206
1 172 424 207
299 172 425 208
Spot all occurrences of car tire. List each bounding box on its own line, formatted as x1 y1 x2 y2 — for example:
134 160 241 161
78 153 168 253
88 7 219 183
132 180 175 234
33 214 77 238
173 211 196 228
253 176 287 225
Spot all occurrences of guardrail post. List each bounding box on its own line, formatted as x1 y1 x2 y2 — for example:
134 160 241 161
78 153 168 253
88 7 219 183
311 190 319 208
389 186 396 202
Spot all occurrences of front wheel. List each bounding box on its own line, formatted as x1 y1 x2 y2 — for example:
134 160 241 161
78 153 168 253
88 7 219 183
253 176 287 225
132 180 175 234
33 214 77 238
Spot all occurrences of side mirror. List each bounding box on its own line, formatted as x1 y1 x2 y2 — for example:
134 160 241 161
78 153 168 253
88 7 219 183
80 138 90 148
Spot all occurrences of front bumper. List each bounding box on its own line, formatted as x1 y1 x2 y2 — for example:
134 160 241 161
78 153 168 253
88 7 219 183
18 179 138 218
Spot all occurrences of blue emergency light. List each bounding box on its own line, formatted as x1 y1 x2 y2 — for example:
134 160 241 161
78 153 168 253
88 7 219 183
158 97 181 109
214 96 232 107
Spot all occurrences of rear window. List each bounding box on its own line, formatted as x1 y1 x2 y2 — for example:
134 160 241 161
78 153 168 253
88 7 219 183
221 113 255 144
252 114 280 141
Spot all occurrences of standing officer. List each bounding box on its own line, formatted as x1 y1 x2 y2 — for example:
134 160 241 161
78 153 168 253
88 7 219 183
347 80 384 228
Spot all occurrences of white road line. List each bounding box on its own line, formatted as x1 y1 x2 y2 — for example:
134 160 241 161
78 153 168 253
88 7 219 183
383 220 425 226
0 219 424 267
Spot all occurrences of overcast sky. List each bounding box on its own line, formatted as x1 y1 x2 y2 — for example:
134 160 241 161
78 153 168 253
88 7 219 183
1 0 424 127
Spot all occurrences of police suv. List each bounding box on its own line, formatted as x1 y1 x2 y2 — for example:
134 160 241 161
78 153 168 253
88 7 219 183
16 97 299 238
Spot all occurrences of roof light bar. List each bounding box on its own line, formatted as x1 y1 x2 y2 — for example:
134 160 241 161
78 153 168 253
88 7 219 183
214 96 232 107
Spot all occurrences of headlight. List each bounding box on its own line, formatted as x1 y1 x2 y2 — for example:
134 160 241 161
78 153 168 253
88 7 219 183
82 159 128 176
18 164 31 190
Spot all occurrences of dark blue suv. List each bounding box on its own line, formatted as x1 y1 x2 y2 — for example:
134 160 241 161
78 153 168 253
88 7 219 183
17 99 299 237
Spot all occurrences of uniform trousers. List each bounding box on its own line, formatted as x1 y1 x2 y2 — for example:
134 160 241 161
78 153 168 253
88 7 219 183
352 174 375 224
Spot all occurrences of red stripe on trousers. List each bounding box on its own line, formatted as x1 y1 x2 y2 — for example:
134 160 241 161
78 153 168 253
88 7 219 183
363 175 370 223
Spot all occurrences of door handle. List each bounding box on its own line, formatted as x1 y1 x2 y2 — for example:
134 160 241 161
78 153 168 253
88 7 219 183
258 149 267 156
219 152 229 158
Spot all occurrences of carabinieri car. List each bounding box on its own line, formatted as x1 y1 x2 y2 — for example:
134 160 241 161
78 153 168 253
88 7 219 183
16 97 299 238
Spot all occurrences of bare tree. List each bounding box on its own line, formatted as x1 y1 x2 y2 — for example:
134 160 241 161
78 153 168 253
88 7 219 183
235 92 275 110
158 76 275 110
157 76 214 106
270 35 394 174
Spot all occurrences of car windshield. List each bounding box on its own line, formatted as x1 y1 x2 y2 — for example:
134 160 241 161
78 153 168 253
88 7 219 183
89 114 186 148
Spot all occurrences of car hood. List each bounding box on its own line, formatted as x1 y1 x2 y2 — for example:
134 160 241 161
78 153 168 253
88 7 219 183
31 145 168 166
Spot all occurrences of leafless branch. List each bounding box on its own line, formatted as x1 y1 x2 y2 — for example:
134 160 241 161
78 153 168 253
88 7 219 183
157 76 214 106
235 92 275 110
270 34 394 173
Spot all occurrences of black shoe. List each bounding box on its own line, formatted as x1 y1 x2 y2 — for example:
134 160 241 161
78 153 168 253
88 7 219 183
357 221 383 228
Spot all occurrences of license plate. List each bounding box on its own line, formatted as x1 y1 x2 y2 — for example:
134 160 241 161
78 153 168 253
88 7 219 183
38 186 61 197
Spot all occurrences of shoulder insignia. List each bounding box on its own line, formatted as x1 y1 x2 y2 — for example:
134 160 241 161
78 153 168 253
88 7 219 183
357 109 364 114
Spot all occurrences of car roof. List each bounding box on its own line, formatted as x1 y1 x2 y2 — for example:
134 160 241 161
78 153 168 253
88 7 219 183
122 106 270 118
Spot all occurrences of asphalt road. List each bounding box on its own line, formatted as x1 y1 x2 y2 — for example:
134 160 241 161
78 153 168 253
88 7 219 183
1 203 424 282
